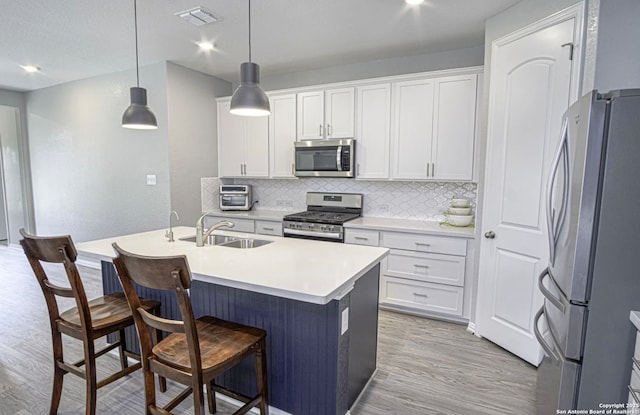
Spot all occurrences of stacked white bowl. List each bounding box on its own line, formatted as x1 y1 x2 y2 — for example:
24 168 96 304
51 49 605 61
446 198 473 227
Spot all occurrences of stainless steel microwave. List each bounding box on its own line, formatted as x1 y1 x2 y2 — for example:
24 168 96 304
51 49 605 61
294 139 355 178
219 184 253 211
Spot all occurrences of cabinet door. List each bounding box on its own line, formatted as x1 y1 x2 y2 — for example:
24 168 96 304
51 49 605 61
355 84 391 179
431 75 477 180
391 79 435 180
217 101 245 177
244 116 269 177
269 94 297 178
325 87 355 139
297 91 324 140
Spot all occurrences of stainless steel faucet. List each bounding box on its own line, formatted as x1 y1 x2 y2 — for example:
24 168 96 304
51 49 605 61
165 210 180 242
196 213 234 247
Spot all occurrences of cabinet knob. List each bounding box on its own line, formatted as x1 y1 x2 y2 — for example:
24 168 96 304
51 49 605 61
484 231 496 239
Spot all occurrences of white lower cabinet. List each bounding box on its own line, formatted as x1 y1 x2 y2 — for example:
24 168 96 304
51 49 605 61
345 227 469 320
255 220 283 236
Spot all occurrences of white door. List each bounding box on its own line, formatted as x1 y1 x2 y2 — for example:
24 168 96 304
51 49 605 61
355 84 391 179
269 94 297 178
217 101 245 177
391 79 434 180
297 91 324 140
476 6 583 366
325 87 355 139
431 74 478 181
243 116 269 177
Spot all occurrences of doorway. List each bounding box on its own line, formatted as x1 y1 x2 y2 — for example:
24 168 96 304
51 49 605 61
0 105 32 245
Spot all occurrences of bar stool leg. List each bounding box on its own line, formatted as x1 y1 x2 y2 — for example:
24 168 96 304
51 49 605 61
206 381 216 414
255 339 269 415
85 342 97 415
50 332 65 415
118 329 128 369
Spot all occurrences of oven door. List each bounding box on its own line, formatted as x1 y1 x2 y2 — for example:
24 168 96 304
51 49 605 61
220 194 249 210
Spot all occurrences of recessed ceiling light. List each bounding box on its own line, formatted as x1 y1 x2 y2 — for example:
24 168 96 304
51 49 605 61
197 41 215 51
20 65 40 73
405 0 424 4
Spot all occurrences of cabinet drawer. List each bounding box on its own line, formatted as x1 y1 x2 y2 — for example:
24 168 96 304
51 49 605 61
380 231 467 256
383 250 465 287
255 220 282 236
380 275 463 317
207 217 254 233
345 229 379 246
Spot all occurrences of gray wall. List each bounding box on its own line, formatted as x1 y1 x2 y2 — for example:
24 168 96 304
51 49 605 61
259 45 484 91
26 62 171 242
166 62 231 225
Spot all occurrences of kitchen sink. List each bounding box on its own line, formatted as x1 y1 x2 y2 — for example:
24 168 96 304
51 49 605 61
218 238 272 249
178 235 239 245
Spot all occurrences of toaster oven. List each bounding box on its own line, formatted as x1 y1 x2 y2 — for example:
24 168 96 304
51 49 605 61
219 185 253 211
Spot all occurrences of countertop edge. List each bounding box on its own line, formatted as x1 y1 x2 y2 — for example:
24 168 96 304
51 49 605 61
344 218 476 239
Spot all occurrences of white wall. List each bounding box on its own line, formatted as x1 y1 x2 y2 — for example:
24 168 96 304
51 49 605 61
26 62 171 242
259 45 484 91
166 63 231 225
588 0 640 92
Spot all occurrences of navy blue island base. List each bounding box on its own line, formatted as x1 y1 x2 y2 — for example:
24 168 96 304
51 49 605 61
102 261 380 415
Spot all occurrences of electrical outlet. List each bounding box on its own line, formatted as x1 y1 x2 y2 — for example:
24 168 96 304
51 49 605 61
378 204 389 213
341 307 349 335
285 200 293 208
276 200 284 208
146 174 157 186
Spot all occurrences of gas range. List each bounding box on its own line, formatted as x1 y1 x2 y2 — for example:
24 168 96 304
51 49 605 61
283 192 363 242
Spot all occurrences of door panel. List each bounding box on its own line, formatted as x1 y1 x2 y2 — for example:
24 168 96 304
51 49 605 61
476 13 580 366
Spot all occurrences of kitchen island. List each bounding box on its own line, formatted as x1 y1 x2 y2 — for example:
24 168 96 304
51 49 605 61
76 226 389 415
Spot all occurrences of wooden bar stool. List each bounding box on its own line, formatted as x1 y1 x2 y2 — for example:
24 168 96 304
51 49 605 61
112 242 269 415
19 229 162 415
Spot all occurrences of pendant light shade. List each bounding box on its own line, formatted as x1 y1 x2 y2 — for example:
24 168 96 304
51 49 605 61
230 62 270 116
230 0 270 116
122 87 157 129
122 0 158 129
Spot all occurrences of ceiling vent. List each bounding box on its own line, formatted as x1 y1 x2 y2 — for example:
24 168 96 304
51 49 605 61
176 7 221 26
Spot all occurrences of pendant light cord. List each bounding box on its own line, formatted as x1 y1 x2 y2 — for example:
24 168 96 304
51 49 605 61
248 0 252 63
134 0 140 87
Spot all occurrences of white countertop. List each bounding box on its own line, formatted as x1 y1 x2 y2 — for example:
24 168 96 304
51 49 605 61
76 226 388 305
631 311 640 331
345 217 476 239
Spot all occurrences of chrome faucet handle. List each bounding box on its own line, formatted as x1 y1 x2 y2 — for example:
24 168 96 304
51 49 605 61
166 210 180 242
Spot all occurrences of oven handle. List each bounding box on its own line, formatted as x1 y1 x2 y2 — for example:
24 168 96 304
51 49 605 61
284 228 342 240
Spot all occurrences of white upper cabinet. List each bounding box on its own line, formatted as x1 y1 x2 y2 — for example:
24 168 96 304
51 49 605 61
269 94 297 178
355 83 391 179
392 79 435 180
391 74 477 181
297 87 355 140
217 100 269 178
431 75 477 180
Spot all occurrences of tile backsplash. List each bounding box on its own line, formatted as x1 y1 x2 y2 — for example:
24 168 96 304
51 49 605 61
202 177 477 222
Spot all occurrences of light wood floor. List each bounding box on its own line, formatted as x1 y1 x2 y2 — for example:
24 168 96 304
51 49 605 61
0 245 536 414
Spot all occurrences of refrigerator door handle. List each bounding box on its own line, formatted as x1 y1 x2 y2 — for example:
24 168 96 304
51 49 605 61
546 117 570 264
534 307 561 361
538 267 566 313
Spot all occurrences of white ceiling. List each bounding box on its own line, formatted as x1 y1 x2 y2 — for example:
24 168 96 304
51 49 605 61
1 0 521 92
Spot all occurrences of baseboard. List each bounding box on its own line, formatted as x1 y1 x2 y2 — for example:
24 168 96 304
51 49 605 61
215 393 292 415
466 321 476 335
347 368 378 414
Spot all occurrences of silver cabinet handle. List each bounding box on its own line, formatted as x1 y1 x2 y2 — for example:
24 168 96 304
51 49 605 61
629 385 640 405
291 163 295 176
538 267 566 313
413 293 428 298
319 124 323 136
484 231 496 239
240 164 243 175
262 227 275 231
413 264 429 269
533 307 561 361
356 163 360 177
354 236 369 241
415 242 430 249
327 124 331 136
432 162 435 177
427 164 430 177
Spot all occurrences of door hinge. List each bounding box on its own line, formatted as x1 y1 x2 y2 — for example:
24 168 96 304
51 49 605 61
561 42 574 61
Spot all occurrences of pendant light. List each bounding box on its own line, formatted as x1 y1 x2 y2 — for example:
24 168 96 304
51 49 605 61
230 0 270 116
122 0 158 129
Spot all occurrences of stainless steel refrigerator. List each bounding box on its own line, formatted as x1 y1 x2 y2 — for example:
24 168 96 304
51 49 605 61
535 89 640 413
